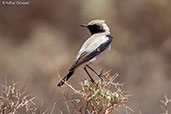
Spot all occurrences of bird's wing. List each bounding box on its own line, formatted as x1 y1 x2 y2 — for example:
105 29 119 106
70 34 112 70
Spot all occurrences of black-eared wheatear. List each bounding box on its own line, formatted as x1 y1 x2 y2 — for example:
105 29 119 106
57 20 113 87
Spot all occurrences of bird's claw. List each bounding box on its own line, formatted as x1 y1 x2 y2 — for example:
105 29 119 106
98 69 103 81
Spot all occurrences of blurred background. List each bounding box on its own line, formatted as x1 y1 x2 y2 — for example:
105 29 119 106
0 0 171 113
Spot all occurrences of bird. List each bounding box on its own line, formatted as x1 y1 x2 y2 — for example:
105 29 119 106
57 20 113 87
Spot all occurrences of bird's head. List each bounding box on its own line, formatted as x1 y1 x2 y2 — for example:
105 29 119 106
80 20 110 35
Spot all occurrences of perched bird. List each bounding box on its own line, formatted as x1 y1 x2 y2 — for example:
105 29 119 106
57 20 113 87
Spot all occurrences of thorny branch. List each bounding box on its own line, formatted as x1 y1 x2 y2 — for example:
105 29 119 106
0 83 36 114
161 95 171 114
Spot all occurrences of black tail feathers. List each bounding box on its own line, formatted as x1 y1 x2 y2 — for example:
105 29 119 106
57 69 75 87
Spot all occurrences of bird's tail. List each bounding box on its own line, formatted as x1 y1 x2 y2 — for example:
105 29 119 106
57 69 75 87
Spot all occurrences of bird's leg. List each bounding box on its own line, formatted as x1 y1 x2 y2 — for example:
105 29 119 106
84 67 95 83
86 65 103 80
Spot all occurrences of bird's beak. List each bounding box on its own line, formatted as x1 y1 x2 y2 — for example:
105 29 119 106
80 24 88 27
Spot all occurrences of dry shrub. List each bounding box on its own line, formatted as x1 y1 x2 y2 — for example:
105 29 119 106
161 96 171 114
0 82 36 114
59 71 133 114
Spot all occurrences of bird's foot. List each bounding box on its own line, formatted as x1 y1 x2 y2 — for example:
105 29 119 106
98 69 103 81
90 78 95 84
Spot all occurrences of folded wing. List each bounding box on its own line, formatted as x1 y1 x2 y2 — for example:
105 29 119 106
70 35 112 70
